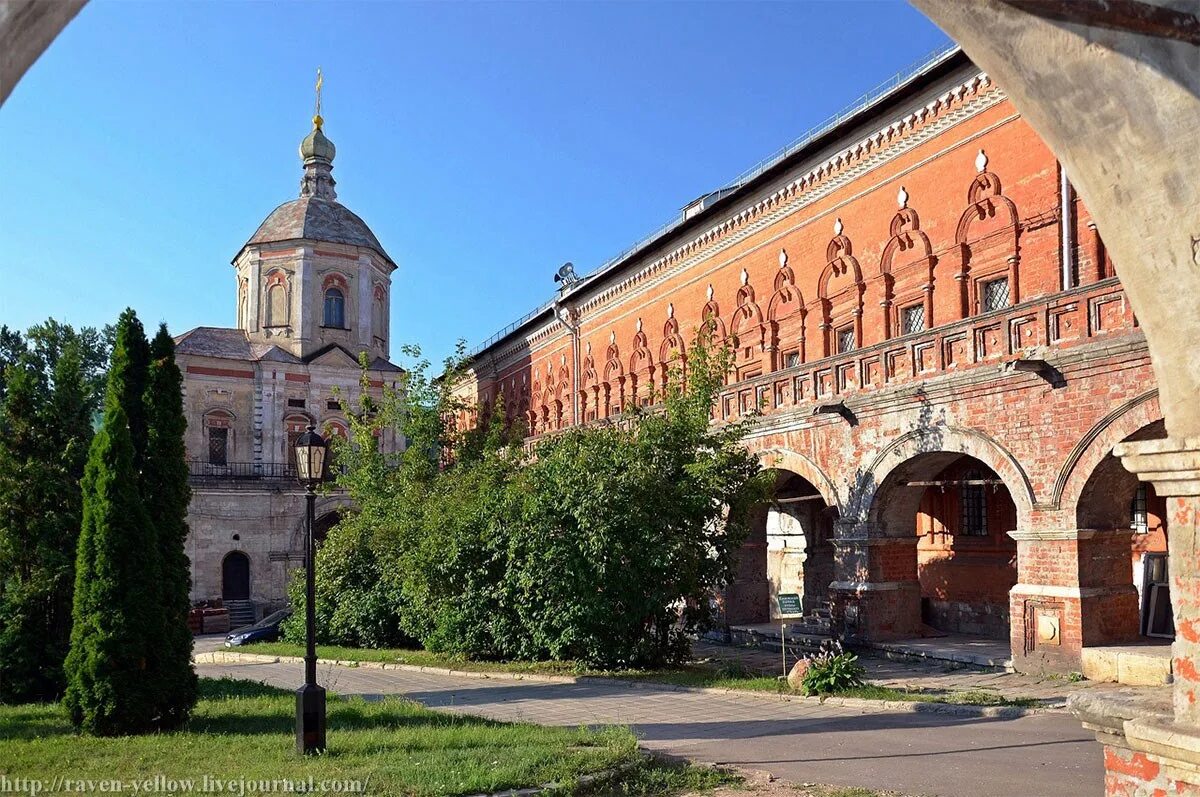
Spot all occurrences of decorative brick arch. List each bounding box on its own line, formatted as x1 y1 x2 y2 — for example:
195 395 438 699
860 425 1036 536
1054 390 1163 514
754 447 840 512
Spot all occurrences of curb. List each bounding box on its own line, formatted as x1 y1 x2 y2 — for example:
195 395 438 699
194 650 1061 718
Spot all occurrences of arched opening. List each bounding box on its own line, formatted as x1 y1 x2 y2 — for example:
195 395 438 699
1076 420 1171 641
222 551 251 601
873 451 1019 640
725 467 837 628
313 511 340 548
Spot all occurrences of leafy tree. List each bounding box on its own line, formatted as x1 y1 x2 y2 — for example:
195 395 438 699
291 333 767 669
0 333 95 702
0 326 23 403
142 324 197 727
64 315 164 734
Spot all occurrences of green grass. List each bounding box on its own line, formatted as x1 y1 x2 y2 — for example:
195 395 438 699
0 678 726 797
234 642 1042 708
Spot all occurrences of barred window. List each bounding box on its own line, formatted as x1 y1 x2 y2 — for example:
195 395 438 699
208 427 228 466
784 351 801 368
982 278 1010 313
902 304 926 335
960 470 988 536
1131 483 1149 534
837 326 855 354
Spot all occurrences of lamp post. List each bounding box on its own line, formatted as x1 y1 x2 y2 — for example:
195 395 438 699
294 424 328 755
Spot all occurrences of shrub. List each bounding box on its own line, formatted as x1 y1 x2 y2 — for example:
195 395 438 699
799 639 865 696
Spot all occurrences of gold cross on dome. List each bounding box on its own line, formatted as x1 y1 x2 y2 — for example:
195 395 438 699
313 67 324 129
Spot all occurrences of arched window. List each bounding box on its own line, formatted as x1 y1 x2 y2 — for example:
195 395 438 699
265 271 289 328
323 288 346 328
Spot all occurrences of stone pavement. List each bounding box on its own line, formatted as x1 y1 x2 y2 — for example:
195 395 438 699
197 657 1104 797
693 641 1128 708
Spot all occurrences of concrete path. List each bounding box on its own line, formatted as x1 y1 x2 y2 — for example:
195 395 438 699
197 657 1103 797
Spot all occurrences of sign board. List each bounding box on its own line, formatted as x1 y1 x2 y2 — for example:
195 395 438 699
776 593 802 616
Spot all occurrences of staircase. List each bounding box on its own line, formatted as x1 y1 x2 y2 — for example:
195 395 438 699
225 600 256 630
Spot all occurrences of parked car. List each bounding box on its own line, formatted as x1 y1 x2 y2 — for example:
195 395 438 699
225 609 292 647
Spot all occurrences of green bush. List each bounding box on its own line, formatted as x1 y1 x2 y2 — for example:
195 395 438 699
799 640 865 696
300 334 768 669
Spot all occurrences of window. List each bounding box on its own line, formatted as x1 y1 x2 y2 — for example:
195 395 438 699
326 399 340 411
208 427 228 466
1131 483 1149 534
287 398 306 409
960 470 988 536
266 282 288 327
902 304 926 335
982 278 1010 313
837 326 855 354
323 288 346 328
784 351 801 368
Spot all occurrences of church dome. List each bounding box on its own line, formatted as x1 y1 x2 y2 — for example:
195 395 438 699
239 115 394 268
300 116 336 163
244 197 393 266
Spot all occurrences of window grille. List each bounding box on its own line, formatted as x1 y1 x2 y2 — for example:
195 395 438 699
837 327 855 354
982 278 1010 313
960 470 988 536
324 288 346 328
784 351 801 368
902 304 926 335
208 428 228 466
1131 483 1149 534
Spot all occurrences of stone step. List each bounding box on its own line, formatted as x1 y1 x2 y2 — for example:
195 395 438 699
1080 644 1172 686
225 600 257 628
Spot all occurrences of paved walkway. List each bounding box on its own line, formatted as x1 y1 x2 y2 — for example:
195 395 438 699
197 657 1104 797
694 641 1124 707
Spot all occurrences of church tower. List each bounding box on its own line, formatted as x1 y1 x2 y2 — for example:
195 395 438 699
233 105 395 362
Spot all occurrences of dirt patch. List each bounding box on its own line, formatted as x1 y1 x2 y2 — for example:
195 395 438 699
683 766 927 797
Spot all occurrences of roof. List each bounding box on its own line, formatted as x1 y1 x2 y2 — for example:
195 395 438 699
240 197 394 267
174 327 402 372
465 43 969 363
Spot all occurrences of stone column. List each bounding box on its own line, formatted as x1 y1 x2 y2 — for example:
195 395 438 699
1071 438 1200 794
1009 527 1140 673
829 523 921 641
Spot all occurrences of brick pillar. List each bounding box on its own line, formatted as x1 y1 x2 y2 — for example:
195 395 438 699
1009 527 1140 673
1071 438 1200 795
829 526 921 641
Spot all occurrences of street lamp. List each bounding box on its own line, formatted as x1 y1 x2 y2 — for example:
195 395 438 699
294 424 327 755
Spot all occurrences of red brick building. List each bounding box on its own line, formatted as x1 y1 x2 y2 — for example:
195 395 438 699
453 48 1169 674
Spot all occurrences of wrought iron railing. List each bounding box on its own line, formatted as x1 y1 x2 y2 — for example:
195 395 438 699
187 460 296 483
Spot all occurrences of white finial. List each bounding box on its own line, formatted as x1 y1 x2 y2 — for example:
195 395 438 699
610 330 616 344
834 217 844 236
897 186 908 209
667 303 674 319
706 284 714 301
636 317 643 333
779 249 788 269
976 149 988 173
741 268 749 286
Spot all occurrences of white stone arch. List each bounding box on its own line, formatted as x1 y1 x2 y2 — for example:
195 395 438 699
858 425 1036 536
755 447 841 512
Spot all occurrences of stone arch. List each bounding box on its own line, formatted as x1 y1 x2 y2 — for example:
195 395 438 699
1054 390 1162 513
289 495 351 553
860 425 1036 535
755 447 841 512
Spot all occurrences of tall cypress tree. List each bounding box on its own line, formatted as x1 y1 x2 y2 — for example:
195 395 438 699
114 309 151 472
64 316 164 735
143 324 196 727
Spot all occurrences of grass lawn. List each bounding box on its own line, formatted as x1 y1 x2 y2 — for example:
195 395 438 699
0 679 733 797
235 642 1041 708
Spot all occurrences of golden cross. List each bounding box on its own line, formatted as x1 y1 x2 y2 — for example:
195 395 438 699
313 67 324 128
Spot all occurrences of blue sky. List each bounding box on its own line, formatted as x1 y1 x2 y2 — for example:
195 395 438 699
0 1 950 366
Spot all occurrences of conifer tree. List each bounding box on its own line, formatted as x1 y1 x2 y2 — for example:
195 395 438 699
64 317 164 734
143 324 197 727
113 309 151 472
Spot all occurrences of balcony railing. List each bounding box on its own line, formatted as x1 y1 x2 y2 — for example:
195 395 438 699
187 460 297 484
